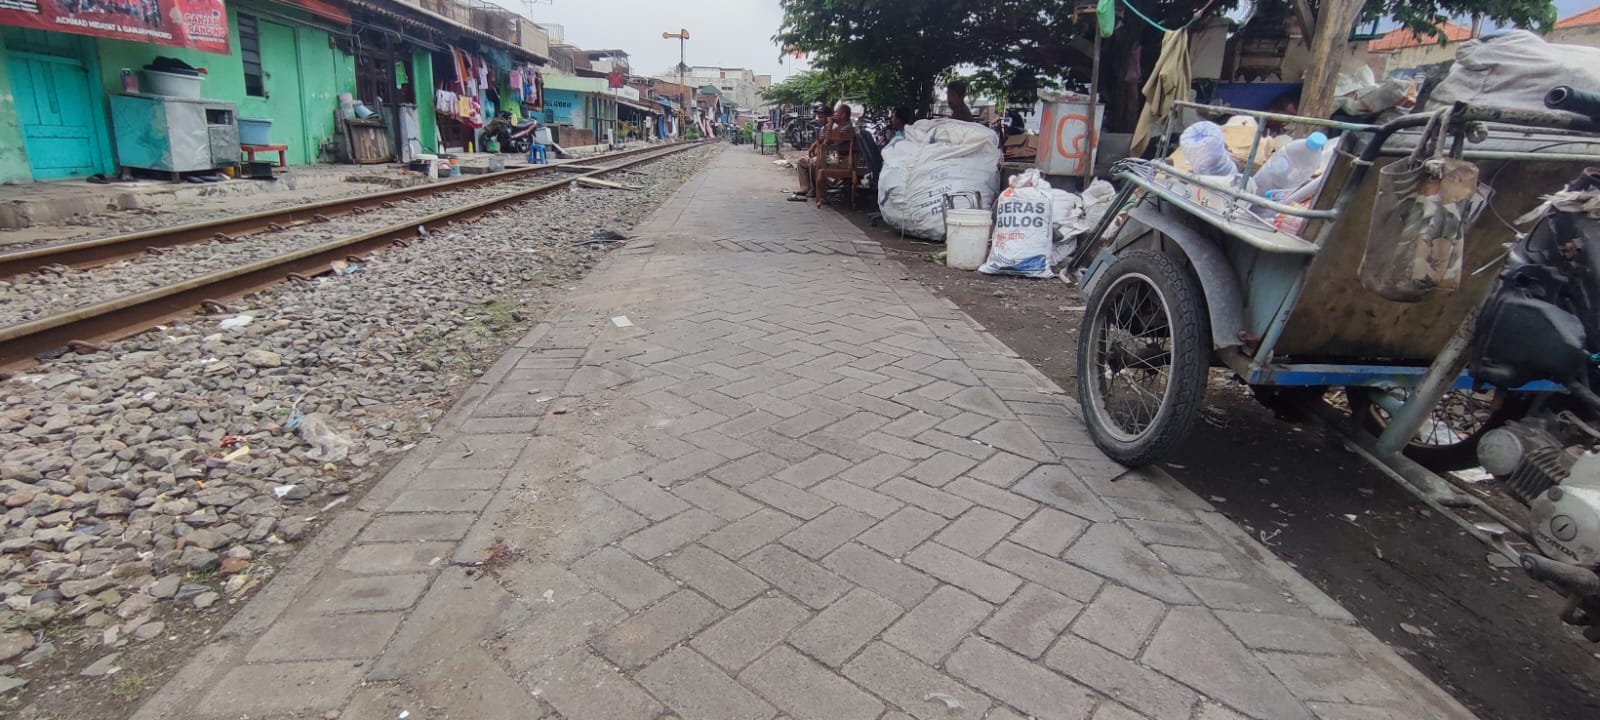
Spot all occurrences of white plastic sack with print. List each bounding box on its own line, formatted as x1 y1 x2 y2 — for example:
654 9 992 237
878 119 1003 240
979 169 1056 278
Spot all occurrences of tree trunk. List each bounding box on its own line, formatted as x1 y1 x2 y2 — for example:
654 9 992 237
1297 0 1366 119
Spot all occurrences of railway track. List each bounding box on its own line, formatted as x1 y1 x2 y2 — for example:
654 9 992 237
0 141 702 369
0 143 678 279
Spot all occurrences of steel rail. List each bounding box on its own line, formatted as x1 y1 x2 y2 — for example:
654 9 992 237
0 142 702 369
0 143 682 279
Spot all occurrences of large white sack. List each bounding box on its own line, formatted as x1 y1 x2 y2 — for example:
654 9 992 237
877 119 1002 240
1426 30 1600 113
980 169 1056 278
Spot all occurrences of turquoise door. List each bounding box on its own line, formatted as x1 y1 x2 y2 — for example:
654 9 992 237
6 49 103 179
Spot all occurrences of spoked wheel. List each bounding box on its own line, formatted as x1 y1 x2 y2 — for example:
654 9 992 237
1351 387 1526 471
1077 249 1211 466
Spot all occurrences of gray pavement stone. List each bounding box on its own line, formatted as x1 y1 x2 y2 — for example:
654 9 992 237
245 611 403 662
385 489 495 513
495 591 627 675
859 506 948 558
879 477 974 518
821 542 937 609
986 541 1104 603
1142 607 1312 720
1126 518 1222 550
800 429 882 463
943 477 1040 519
904 451 981 488
1103 497 1199 523
883 585 993 664
740 644 885 720
744 478 835 519
1150 544 1242 580
529 647 664 720
968 452 1038 487
572 546 678 610
408 467 507 491
790 587 903 666
1007 507 1090 556
843 642 991 720
704 508 803 559
1011 466 1115 522
936 507 1019 557
776 452 852 488
710 451 791 486
605 475 693 520
1259 652 1406 706
336 542 455 574
306 572 431 615
946 386 1015 419
638 646 778 720
1045 636 1197 720
979 583 1083 659
742 544 852 609
693 596 812 672
1091 702 1153 720
1062 524 1194 604
1071 585 1167 659
1214 610 1350 655
972 421 1054 462
880 410 943 438
358 512 476 543
621 507 723 559
591 590 722 668
686 428 760 459
660 544 768 608
904 542 1021 603
945 637 1098 720
781 506 876 559
1181 576 1307 615
937 411 997 438
194 661 363 717
838 453 915 487
674 476 764 520
861 431 940 460
646 448 729 484
813 478 905 518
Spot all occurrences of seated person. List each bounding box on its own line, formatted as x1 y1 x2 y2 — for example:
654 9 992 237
946 81 976 123
790 104 856 202
884 106 912 145
480 111 515 153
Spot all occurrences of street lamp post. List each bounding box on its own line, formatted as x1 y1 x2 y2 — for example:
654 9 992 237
662 28 689 137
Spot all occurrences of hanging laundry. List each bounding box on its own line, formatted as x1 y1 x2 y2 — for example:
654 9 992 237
395 61 409 88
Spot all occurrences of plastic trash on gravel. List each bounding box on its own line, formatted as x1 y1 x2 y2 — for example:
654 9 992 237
296 412 353 463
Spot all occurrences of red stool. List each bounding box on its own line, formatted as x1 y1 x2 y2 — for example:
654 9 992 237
241 144 289 168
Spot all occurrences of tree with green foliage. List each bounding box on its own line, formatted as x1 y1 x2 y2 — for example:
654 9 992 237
761 69 907 109
775 0 1557 128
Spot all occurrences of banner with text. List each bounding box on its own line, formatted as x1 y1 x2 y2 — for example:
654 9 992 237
0 0 230 54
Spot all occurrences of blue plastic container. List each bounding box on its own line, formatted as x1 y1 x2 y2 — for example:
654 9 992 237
238 118 272 145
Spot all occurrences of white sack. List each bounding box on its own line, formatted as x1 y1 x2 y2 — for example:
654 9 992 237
878 119 1003 240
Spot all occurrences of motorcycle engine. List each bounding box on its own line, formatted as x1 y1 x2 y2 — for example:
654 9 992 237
1480 421 1600 565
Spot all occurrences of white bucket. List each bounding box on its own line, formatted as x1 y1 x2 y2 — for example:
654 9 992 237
143 69 203 98
945 209 992 270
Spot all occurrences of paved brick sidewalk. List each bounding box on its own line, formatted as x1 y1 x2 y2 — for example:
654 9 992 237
133 148 1476 720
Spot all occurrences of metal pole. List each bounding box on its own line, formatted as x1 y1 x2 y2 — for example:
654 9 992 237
680 39 686 137
1084 23 1101 187
1374 303 1484 457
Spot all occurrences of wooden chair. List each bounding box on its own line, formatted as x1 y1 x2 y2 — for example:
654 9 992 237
814 138 860 209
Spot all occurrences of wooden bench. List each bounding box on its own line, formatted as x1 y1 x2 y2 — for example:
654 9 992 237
240 144 289 168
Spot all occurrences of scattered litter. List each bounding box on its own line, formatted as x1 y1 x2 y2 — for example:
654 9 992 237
1454 468 1494 484
542 589 556 605
321 496 349 512
1209 495 1227 503
1399 622 1437 638
611 315 634 328
273 484 308 500
551 408 569 415
1166 463 1186 469
220 446 250 464
1342 514 1360 523
398 712 411 720
1258 529 1281 545
219 314 254 330
1374 546 1385 561
428 556 442 566
1358 487 1375 496
923 692 964 710
297 412 353 463
536 396 552 403
1257 478 1270 485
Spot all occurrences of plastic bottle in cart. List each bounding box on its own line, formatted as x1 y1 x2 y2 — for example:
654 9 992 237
1249 132 1329 197
1178 121 1237 176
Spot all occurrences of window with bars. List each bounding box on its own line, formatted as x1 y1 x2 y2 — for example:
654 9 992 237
239 14 265 97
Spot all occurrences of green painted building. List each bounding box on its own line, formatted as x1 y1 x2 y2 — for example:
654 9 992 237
0 0 549 184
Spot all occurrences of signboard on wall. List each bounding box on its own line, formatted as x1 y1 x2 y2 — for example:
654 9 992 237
0 0 231 53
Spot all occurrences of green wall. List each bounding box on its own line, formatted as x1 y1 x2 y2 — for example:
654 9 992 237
0 34 30 183
96 1 353 166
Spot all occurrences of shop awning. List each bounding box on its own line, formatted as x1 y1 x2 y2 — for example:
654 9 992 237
277 0 351 24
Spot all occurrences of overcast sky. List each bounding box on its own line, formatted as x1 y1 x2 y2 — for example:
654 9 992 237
520 0 808 79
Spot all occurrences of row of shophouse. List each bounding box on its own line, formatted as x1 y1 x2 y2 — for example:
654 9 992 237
0 0 763 184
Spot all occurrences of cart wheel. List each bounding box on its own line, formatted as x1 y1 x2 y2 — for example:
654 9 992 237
1077 248 1211 466
1351 388 1526 471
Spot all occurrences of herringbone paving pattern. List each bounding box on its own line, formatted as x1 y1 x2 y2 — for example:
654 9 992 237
133 147 1476 720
